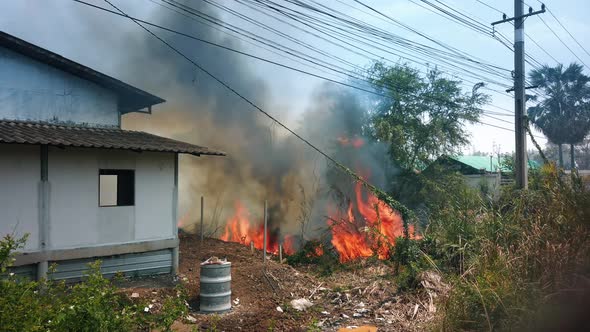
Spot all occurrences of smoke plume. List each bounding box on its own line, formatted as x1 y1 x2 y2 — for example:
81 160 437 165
118 1 391 244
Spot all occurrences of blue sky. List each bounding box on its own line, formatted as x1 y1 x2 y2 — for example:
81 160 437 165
1 0 589 155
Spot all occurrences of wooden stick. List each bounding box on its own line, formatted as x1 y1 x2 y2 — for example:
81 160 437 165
263 200 267 263
200 196 204 243
279 244 283 263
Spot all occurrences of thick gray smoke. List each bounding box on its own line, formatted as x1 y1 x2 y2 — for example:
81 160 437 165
118 1 391 244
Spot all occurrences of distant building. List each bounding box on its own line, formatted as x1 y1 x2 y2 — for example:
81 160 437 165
0 31 225 281
425 155 540 196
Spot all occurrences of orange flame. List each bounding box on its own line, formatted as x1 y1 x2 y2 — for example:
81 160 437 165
337 136 364 148
305 243 325 258
220 201 294 255
284 235 296 255
177 212 189 229
328 182 419 262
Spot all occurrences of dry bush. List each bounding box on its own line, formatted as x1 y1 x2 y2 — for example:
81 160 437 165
426 164 590 331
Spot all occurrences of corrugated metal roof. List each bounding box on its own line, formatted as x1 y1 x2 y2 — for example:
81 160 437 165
453 155 502 172
0 31 165 113
450 155 540 172
0 120 225 156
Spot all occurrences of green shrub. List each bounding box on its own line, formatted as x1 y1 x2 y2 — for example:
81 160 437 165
286 240 341 276
0 234 188 332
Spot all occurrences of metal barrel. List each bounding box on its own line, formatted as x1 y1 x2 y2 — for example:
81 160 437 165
199 262 231 313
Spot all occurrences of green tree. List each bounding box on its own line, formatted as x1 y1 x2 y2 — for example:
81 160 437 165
366 62 488 171
528 63 590 169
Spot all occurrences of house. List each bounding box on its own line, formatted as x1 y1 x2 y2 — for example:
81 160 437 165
425 155 503 193
0 31 225 281
425 155 540 194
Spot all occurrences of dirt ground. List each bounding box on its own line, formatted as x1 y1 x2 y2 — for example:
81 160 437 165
121 234 441 331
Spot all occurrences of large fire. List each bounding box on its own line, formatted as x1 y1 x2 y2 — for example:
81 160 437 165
219 182 419 262
328 181 419 262
218 136 420 262
219 201 294 255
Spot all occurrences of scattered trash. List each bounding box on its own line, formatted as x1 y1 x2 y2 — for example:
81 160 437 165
337 326 378 332
290 298 313 311
355 308 369 315
321 311 330 315
201 256 228 265
276 306 283 313
186 315 197 323
233 298 240 305
131 293 139 298
341 313 350 319
411 303 419 319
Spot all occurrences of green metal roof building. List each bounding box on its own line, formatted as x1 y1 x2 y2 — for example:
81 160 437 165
426 155 540 175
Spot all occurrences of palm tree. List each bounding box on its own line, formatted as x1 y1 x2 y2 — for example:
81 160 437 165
528 63 590 169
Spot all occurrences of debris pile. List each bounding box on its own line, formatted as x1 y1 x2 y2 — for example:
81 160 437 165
118 235 444 331
296 264 447 331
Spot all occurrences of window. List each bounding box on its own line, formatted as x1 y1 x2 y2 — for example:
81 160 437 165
99 169 134 206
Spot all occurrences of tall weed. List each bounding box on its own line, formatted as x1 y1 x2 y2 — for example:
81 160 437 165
427 164 590 331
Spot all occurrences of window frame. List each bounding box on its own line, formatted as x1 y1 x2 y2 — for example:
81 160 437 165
98 169 135 207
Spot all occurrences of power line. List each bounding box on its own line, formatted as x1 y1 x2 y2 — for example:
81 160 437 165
478 120 546 140
162 0 366 78
475 0 504 14
547 9 590 59
157 0 517 95
538 15 589 69
348 0 512 74
255 0 513 84
97 0 374 187
146 0 349 80
481 114 547 140
535 0 590 59
71 0 386 97
157 0 516 95
75 0 542 151
74 0 521 118
96 0 433 222
407 0 551 99
474 0 559 65
471 0 553 99
482 113 512 124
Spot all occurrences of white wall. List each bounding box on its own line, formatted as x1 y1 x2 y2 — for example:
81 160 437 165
48 147 175 249
0 47 119 127
0 144 40 251
464 174 501 197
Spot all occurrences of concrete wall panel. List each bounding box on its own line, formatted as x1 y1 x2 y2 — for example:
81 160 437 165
48 147 174 249
135 153 175 240
0 144 40 250
0 47 118 127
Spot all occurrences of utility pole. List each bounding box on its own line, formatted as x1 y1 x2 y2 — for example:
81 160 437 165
513 0 527 189
492 1 545 189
